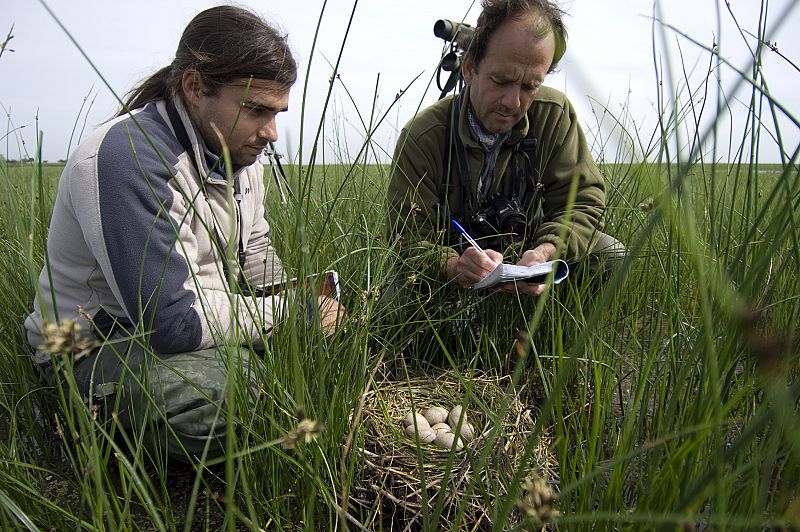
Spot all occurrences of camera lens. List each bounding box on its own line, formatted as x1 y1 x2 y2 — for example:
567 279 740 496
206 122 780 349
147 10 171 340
501 212 526 235
494 198 526 235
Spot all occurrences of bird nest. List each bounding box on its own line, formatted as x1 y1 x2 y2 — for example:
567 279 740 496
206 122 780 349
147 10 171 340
352 371 558 530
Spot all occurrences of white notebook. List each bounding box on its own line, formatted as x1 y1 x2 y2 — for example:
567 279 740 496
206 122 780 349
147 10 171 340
472 260 569 290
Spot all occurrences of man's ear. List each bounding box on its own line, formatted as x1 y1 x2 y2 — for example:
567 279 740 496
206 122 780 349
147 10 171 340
462 57 475 85
181 70 203 106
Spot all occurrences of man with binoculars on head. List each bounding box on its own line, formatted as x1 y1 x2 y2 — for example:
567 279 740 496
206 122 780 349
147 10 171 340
388 0 623 297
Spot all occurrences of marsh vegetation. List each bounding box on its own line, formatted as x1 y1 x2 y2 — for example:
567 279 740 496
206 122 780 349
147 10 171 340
0 1 798 530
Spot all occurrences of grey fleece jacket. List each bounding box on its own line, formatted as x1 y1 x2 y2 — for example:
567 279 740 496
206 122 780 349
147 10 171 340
26 98 286 364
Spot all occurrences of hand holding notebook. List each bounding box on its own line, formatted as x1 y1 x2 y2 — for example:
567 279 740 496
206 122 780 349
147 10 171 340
472 259 569 290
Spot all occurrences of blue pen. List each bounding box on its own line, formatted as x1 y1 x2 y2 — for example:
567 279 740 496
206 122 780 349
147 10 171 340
451 219 487 254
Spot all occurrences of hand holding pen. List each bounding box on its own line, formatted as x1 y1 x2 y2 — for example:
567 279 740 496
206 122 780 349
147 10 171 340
446 220 503 287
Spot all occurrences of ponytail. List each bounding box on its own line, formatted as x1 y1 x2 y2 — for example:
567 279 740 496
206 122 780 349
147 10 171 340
118 66 172 116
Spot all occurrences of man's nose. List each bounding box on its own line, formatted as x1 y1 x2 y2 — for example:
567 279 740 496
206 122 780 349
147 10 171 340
499 85 521 110
257 116 278 143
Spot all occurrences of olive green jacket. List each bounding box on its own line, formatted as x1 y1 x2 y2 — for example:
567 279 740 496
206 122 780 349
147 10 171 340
387 86 606 281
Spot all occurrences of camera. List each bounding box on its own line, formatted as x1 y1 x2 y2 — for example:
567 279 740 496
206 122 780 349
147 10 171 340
471 194 527 239
433 19 475 52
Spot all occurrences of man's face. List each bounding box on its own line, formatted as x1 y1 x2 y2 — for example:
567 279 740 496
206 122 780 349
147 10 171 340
185 77 291 167
463 15 555 134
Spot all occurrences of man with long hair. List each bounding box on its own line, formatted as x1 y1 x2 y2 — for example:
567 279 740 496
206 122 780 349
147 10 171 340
25 6 344 462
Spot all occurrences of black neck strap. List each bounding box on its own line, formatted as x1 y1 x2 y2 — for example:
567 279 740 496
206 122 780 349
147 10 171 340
440 91 540 235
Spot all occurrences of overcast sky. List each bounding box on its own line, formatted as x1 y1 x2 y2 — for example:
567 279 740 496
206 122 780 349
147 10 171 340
3 0 798 164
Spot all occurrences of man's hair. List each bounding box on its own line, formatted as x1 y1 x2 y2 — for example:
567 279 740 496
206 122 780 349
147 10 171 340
465 0 567 73
119 5 297 114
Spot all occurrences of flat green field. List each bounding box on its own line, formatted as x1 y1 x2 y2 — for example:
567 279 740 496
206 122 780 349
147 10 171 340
0 155 797 530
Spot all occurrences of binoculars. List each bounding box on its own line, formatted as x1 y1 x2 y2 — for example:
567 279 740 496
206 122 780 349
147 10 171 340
433 19 475 51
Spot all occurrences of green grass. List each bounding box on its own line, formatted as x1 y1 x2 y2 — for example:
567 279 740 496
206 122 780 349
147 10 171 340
1 0 799 529
0 153 796 530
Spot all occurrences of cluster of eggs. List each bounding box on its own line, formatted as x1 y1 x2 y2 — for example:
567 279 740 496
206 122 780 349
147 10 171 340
403 405 475 450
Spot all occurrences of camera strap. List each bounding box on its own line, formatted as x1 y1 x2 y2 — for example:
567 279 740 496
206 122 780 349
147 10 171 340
450 91 474 212
439 91 540 242
513 130 540 210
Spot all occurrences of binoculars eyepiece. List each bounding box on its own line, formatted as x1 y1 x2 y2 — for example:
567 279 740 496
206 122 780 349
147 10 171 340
433 19 475 51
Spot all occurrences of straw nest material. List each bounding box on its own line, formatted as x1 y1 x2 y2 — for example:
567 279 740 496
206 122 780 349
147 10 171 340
352 371 558 530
